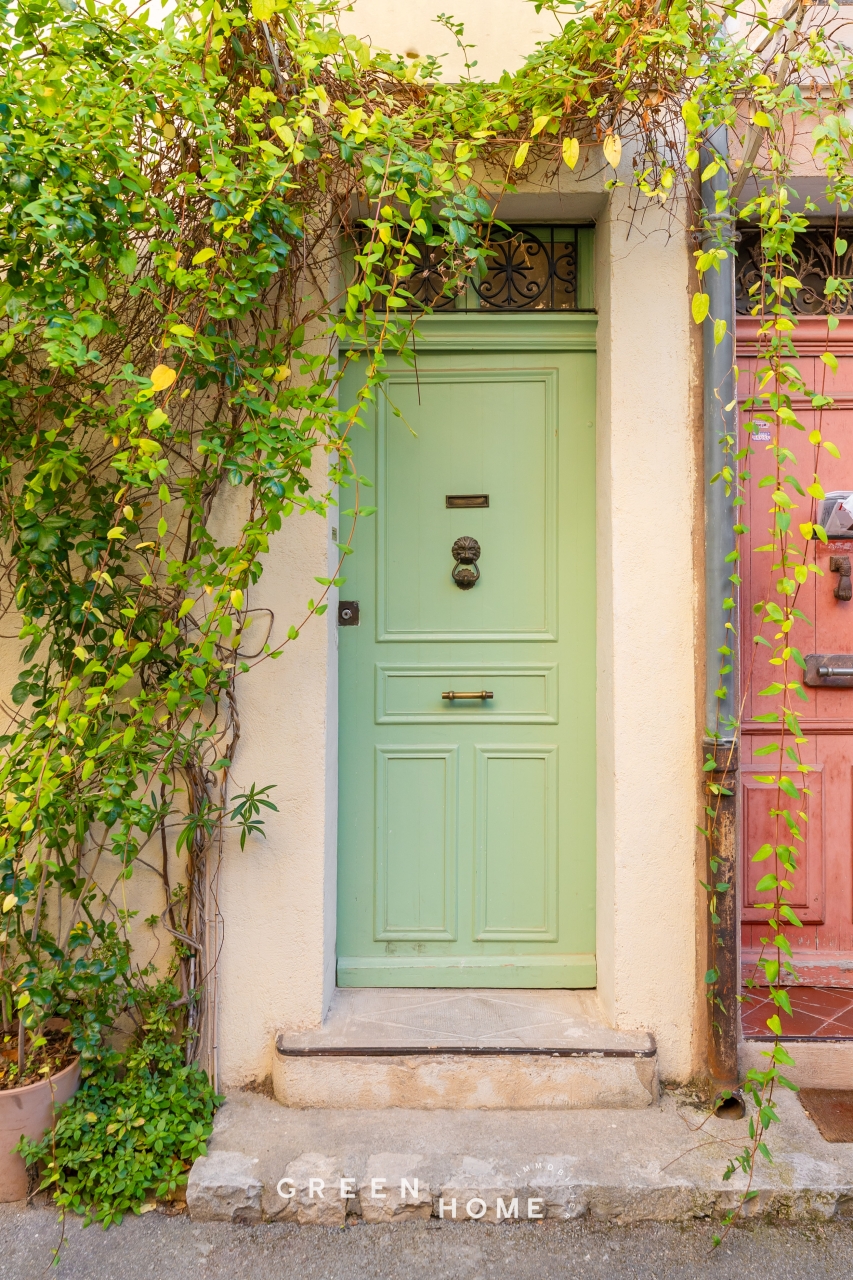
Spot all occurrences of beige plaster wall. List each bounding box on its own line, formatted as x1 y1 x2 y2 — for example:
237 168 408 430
213 3 705 1088
340 0 561 81
215 465 338 1088
594 186 704 1082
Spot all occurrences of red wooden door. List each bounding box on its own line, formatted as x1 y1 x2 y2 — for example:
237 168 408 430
739 304 853 1036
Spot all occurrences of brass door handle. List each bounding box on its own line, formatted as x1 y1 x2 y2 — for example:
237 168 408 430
442 691 493 700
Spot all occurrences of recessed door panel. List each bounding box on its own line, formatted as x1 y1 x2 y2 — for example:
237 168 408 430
375 747 457 940
475 746 558 940
378 371 557 641
740 768 824 923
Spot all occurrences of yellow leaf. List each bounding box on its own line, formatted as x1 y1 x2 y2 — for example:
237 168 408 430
251 0 280 18
73 646 87 660
149 364 176 393
531 115 550 137
231 588 244 611
85 1113 97 1124
2 894 17 913
753 111 773 128
602 134 622 168
692 292 710 325
123 505 134 520
192 248 215 266
562 137 579 170
513 141 530 168
274 365 290 382
107 526 125 540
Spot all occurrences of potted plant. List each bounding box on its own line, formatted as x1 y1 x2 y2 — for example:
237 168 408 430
0 912 131 1202
0 1020 80 1202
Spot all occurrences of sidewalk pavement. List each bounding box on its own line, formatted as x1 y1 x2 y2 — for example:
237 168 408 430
1 1201 853 1279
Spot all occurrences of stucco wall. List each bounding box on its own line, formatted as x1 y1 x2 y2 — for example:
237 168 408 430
594 189 704 1081
215 462 339 1088
341 0 561 80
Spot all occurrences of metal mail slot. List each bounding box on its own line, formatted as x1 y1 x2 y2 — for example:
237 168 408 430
804 654 853 688
446 494 489 508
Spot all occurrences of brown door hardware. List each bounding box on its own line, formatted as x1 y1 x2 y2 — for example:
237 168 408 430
446 494 489 508
338 601 359 626
451 536 481 589
441 691 494 700
804 654 853 688
830 555 852 601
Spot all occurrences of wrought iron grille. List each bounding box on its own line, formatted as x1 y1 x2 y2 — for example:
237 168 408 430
356 224 593 312
735 226 853 316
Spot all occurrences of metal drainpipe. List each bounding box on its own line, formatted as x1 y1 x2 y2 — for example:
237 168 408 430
701 124 741 1095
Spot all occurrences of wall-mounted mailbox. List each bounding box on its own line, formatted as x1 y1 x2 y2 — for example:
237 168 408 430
819 492 853 538
804 654 853 688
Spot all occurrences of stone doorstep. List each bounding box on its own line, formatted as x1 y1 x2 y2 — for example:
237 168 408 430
272 988 658 1111
186 1090 853 1227
272 1051 659 1111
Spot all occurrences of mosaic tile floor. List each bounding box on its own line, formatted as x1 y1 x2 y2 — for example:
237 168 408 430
742 985 853 1038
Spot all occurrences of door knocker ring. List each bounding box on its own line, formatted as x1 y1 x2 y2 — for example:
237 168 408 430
451 536 481 590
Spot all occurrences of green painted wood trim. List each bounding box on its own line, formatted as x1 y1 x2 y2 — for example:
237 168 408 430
337 955 597 988
341 312 597 352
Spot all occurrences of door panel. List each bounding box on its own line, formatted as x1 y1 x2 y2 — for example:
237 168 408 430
337 325 596 987
375 747 457 940
378 370 557 641
740 768 824 923
474 746 558 941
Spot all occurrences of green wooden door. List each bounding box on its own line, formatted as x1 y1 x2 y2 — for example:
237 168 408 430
337 315 596 987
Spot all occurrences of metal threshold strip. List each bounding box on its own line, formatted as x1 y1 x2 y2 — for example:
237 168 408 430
275 1044 657 1059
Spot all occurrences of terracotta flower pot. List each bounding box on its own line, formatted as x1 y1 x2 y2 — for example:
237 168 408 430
0 1058 81 1202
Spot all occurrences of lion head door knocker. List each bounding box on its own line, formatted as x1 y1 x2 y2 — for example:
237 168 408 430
451 536 481 590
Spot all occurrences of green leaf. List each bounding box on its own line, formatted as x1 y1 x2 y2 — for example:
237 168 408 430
117 249 137 276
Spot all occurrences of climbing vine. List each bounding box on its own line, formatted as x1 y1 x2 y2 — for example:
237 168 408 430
1 0 852 1226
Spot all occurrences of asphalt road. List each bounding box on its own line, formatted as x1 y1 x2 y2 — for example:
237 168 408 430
1 1205 853 1280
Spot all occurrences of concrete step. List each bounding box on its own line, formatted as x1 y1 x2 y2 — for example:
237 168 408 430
273 988 657 1111
187 1089 853 1226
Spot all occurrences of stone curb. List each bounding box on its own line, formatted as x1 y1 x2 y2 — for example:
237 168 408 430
187 1148 853 1226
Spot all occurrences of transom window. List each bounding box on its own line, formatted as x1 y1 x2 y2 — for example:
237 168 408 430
736 225 853 316
353 224 595 313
